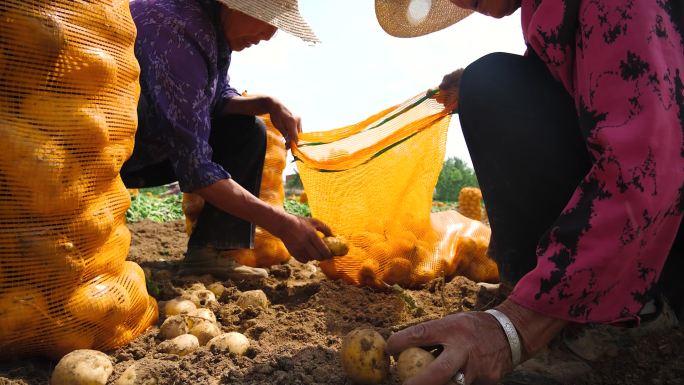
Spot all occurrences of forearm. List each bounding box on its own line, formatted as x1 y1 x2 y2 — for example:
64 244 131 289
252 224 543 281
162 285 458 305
222 94 274 116
194 178 289 236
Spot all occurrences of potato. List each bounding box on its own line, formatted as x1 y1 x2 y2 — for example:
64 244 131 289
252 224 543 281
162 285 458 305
164 297 196 316
323 236 350 256
114 361 162 385
189 320 222 345
51 349 113 385
340 327 389 384
157 334 199 356
187 307 217 326
396 347 435 382
207 332 250 355
236 290 269 310
189 289 217 308
159 315 189 341
207 282 226 298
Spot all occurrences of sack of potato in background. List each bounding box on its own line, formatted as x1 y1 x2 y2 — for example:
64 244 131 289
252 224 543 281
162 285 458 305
0 0 157 359
293 91 498 289
183 116 292 267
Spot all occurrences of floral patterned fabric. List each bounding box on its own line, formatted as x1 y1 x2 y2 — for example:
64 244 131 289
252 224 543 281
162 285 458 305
123 0 240 192
510 0 684 323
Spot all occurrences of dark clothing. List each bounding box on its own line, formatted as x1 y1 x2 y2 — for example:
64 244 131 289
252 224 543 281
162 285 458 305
123 0 241 193
122 115 267 250
459 51 683 317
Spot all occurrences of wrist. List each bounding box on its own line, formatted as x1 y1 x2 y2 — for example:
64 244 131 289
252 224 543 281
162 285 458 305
496 299 567 361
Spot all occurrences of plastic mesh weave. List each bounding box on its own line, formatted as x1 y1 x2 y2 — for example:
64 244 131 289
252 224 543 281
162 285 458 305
293 91 499 288
0 0 157 359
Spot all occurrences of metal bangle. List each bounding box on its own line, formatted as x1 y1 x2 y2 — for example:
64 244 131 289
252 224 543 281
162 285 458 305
485 309 522 367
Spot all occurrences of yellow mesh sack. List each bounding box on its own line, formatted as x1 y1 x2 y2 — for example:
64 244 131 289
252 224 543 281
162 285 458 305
293 91 499 288
458 187 484 222
0 0 157 359
183 117 292 267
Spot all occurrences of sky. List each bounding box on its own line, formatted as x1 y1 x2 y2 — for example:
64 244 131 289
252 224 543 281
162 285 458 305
228 1 527 175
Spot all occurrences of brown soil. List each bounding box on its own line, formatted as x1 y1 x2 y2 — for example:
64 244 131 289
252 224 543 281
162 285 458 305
0 220 682 385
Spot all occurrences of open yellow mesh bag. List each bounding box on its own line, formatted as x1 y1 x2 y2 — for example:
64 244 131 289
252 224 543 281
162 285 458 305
293 91 499 289
183 117 292 267
0 0 157 359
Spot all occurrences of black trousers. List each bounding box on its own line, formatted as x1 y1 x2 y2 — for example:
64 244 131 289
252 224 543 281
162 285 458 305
121 114 267 250
458 52 683 313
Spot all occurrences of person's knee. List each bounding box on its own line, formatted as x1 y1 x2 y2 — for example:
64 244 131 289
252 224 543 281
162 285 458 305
460 52 513 117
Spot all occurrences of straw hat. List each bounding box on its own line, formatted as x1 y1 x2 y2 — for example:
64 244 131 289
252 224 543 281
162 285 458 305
375 0 473 38
217 0 320 43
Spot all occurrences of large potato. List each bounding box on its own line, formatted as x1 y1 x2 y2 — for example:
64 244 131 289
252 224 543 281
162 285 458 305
396 347 435 382
51 349 113 385
340 327 389 384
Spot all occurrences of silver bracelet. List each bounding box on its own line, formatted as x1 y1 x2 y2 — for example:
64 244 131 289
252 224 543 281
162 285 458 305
485 309 522 367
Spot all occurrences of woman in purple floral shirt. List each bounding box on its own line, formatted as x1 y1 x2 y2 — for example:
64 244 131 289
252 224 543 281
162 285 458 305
122 0 333 278
376 0 683 384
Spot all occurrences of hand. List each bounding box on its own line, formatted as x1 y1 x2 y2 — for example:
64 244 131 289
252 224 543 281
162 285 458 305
386 312 512 385
275 214 333 263
435 68 465 113
268 98 302 149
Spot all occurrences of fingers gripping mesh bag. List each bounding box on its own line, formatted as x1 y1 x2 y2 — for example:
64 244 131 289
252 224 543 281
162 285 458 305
293 91 499 289
0 0 157 359
183 117 292 267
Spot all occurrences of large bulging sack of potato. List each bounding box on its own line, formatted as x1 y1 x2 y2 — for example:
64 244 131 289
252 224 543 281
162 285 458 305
0 0 157 359
183 116 291 267
293 92 499 288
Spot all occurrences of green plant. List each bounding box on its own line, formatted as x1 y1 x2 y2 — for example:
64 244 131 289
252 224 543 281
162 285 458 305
126 187 184 223
284 199 310 217
433 157 478 202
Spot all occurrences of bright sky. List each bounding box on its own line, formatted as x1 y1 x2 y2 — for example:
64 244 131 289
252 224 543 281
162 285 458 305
229 1 527 175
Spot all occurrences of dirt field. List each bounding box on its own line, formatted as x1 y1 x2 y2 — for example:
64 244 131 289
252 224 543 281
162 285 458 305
0 219 682 385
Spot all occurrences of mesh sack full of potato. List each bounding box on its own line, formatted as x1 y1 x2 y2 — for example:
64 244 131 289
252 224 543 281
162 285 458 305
0 0 157 359
183 116 292 267
293 91 499 289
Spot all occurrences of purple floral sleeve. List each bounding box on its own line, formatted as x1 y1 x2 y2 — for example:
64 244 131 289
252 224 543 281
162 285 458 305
129 0 240 192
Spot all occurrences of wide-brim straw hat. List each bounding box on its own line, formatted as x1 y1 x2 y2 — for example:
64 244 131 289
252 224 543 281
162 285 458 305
375 0 473 38
217 0 320 44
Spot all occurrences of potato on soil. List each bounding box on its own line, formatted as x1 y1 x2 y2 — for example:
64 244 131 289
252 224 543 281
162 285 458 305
163 297 196 316
396 347 436 382
340 327 390 384
189 289 216 307
236 289 269 310
187 307 217 326
190 320 222 345
51 349 113 385
207 332 250 355
157 334 199 356
207 282 226 298
159 315 189 340
323 235 350 256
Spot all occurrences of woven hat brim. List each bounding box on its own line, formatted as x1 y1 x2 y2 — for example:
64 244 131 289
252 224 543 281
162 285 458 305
217 0 320 44
375 0 473 38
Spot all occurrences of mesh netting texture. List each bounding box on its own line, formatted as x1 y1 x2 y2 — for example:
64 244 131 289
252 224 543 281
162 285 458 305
0 0 157 359
293 92 499 289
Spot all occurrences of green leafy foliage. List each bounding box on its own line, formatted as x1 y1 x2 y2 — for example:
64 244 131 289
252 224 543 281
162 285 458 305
284 199 311 217
433 157 478 202
126 187 184 223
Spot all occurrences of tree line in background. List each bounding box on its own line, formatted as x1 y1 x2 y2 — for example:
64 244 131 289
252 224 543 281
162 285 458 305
285 156 478 202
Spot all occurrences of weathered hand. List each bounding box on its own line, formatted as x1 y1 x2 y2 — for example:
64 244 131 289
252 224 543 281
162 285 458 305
269 99 302 149
386 311 512 385
435 68 465 113
276 214 333 263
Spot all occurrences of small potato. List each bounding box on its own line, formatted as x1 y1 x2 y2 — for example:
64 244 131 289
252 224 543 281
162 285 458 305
189 320 222 346
159 315 189 341
188 289 217 308
236 290 269 310
396 347 435 382
187 307 217 326
207 332 250 355
323 236 349 256
51 349 113 385
207 282 226 298
164 297 196 316
157 334 199 356
340 327 389 385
